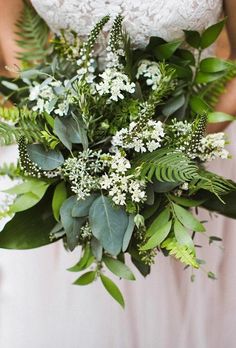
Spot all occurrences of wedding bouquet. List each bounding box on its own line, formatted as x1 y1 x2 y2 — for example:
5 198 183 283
0 4 236 306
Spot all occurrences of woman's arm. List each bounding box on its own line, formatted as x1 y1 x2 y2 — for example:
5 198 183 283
207 0 236 133
0 0 23 75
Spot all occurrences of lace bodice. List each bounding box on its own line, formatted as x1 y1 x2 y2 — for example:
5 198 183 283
31 0 223 49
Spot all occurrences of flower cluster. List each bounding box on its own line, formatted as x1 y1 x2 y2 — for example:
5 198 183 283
62 150 106 200
112 119 165 152
96 69 136 102
29 79 72 116
196 133 229 161
136 60 162 90
100 151 146 206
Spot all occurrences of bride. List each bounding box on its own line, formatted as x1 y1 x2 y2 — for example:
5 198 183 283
0 1 236 347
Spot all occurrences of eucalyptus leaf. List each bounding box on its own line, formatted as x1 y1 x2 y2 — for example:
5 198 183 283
72 194 98 218
89 195 129 256
91 237 103 261
122 214 135 252
103 256 135 280
60 196 86 251
54 116 82 150
100 274 125 308
27 144 64 170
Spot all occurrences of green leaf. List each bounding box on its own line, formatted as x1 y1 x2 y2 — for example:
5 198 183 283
183 30 201 48
5 178 48 198
89 195 129 256
146 208 170 237
100 274 125 308
52 182 67 221
103 257 135 280
91 237 103 261
162 94 185 117
169 195 205 207
72 194 98 218
208 112 235 123
68 244 93 272
141 220 172 250
27 144 64 170
1 80 19 90
201 19 226 49
72 112 88 150
60 196 86 251
173 203 205 232
154 40 182 59
0 188 56 249
200 57 233 73
73 271 96 285
122 214 135 252
161 237 199 268
54 116 81 150
190 96 211 114
174 219 194 250
10 192 40 213
195 71 226 84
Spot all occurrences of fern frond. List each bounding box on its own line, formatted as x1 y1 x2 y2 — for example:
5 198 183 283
193 64 236 109
0 107 20 123
0 163 20 178
161 237 199 268
15 0 49 65
190 170 236 201
134 148 199 182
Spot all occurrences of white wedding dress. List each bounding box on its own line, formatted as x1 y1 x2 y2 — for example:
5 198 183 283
2 1 236 347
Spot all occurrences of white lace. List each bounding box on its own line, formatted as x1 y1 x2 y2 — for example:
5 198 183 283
32 0 223 49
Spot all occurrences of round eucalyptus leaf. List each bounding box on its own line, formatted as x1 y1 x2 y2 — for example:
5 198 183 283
27 144 64 170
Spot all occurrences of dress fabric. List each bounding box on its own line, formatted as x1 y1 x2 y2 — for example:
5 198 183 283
1 1 236 347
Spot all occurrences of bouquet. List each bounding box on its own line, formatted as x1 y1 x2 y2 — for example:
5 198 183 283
1 4 236 306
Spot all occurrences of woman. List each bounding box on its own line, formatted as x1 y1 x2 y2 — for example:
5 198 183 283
0 1 236 347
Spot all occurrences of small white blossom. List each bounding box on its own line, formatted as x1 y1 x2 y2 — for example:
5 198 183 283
136 60 162 90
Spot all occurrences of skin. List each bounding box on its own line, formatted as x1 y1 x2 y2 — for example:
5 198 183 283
0 0 235 132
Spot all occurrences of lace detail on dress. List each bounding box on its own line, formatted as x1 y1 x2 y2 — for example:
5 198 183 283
31 0 223 49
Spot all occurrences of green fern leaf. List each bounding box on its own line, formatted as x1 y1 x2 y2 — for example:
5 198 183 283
15 0 49 65
161 237 199 268
134 148 199 183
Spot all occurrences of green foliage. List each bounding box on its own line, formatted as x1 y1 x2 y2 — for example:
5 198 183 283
60 196 86 251
0 107 45 146
27 144 64 170
15 0 49 65
141 220 172 250
89 195 129 256
0 187 56 249
172 203 205 232
103 256 136 280
73 271 97 285
161 237 199 268
100 274 125 308
135 148 199 183
191 170 236 200
52 182 67 221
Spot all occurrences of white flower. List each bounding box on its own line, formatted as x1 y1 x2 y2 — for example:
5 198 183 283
196 133 229 161
136 60 162 90
29 85 40 101
96 68 135 102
